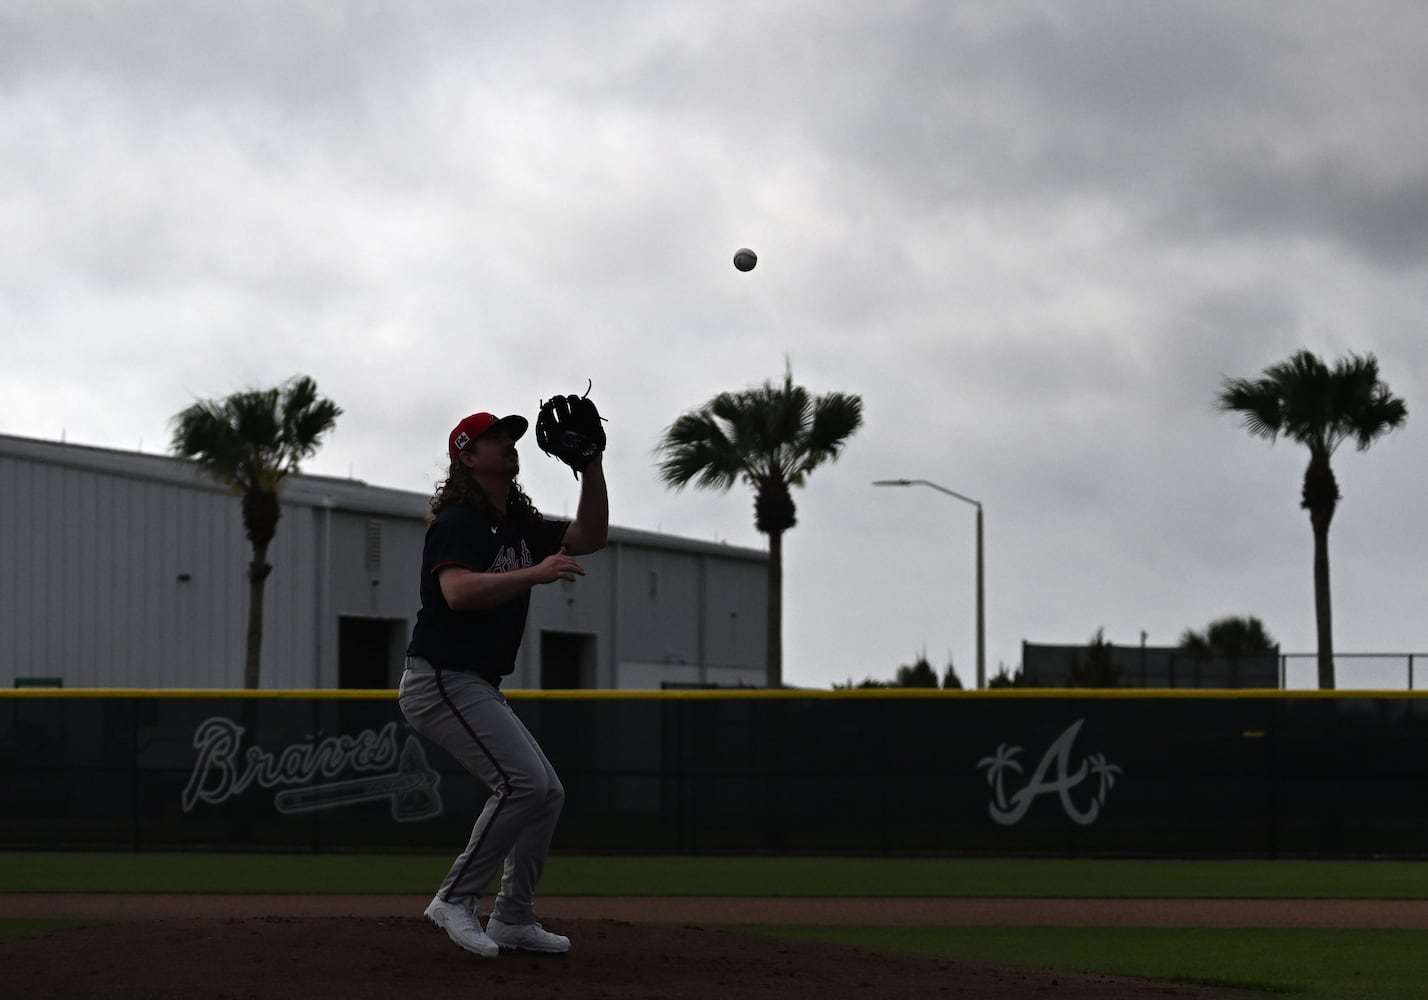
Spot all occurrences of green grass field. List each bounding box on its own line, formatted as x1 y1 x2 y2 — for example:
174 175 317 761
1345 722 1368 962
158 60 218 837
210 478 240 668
4 853 1428 999
4 852 1428 898
748 926 1428 1000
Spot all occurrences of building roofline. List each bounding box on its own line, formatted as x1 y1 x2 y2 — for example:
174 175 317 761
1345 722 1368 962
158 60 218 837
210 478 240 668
0 431 766 561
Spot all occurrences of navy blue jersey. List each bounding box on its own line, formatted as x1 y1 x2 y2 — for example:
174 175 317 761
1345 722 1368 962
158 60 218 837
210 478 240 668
406 504 568 684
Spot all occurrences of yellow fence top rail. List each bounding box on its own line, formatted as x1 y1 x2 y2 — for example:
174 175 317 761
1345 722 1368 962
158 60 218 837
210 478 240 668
3 687 1428 700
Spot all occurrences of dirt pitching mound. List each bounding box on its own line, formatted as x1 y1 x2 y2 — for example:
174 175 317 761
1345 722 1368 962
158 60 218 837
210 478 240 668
1 915 1255 1000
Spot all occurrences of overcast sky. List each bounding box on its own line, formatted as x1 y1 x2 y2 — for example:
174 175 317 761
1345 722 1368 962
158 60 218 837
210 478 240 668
5 2 1427 690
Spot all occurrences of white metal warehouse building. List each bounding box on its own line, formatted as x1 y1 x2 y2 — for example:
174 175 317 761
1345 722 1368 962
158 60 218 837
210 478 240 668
0 432 770 690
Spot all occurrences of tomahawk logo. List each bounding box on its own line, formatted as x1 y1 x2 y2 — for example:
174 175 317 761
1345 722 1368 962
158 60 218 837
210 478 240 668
976 718 1122 826
181 716 443 822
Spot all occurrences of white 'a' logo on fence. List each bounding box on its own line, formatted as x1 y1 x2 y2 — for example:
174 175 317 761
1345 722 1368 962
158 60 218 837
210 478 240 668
977 718 1122 826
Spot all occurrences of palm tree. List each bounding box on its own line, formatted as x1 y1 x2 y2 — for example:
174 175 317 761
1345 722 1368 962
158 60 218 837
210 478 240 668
654 365 863 687
170 375 342 689
1217 350 1407 689
1178 615 1277 687
1179 616 1276 657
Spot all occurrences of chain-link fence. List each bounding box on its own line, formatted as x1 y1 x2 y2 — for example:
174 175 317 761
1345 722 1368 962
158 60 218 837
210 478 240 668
1278 652 1428 690
1021 642 1428 690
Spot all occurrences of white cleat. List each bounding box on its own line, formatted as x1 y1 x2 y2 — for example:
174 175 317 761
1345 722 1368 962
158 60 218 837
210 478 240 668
424 895 499 959
485 917 571 954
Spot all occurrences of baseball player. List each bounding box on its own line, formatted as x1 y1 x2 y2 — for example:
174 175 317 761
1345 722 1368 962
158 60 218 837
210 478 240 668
399 395 607 957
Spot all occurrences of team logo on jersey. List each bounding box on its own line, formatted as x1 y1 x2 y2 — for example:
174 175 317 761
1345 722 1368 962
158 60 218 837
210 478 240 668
489 540 533 573
977 718 1121 826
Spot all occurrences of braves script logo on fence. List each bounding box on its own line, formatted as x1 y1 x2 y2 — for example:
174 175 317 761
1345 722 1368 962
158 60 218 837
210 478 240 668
181 716 443 822
976 718 1122 826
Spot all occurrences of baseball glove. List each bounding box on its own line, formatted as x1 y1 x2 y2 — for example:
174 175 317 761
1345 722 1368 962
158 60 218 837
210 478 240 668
535 383 606 477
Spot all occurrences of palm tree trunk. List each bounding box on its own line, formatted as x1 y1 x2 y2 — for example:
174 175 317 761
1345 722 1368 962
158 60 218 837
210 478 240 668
1310 515 1334 690
1302 452 1339 691
245 544 272 689
766 530 783 688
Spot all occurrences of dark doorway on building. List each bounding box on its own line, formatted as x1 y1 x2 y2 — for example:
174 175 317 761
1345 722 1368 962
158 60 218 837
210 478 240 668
540 632 595 689
338 616 407 689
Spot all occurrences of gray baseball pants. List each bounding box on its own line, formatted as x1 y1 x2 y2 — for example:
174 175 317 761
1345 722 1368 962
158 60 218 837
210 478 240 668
398 656 564 924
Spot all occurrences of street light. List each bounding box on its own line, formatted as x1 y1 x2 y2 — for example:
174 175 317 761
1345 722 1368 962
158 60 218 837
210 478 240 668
872 478 985 690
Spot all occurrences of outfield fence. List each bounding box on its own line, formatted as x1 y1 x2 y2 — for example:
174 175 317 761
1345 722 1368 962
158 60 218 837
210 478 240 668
2 689 1427 857
1278 652 1428 691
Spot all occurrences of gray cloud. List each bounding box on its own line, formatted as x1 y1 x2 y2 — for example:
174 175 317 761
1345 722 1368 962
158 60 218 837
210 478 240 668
4 1 1427 688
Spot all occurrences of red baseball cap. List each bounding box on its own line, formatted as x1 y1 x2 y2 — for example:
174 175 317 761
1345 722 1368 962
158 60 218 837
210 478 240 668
448 412 529 462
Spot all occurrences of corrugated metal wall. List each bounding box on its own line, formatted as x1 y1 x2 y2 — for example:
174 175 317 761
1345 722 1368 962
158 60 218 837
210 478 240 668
521 536 768 689
0 453 345 688
599 539 767 688
1 436 770 690
1 454 251 686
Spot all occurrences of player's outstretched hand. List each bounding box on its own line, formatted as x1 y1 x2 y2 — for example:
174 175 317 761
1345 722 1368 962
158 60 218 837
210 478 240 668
533 547 585 584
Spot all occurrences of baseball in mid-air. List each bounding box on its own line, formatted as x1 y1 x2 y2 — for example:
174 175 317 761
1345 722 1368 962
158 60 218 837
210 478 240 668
733 247 758 272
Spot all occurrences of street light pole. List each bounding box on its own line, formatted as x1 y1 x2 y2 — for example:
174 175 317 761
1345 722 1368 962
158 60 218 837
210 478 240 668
873 478 986 690
974 501 984 691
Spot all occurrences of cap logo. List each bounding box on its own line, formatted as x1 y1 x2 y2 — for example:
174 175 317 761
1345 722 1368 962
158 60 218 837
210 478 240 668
453 431 470 451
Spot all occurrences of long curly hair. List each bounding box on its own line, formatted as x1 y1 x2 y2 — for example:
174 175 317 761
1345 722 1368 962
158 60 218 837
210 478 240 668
428 461 543 528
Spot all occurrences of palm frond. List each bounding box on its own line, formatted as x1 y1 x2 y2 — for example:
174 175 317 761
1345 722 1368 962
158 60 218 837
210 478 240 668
1328 354 1408 452
654 367 865 541
1220 350 1406 458
654 410 743 491
169 376 341 493
1216 376 1284 442
279 375 344 468
798 392 865 475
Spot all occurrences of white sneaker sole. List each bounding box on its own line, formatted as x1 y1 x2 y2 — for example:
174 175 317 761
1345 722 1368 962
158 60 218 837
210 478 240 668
486 924 571 954
426 911 499 959
492 941 570 954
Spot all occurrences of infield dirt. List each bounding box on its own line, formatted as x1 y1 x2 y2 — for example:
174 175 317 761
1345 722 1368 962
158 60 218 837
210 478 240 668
5 893 1412 999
